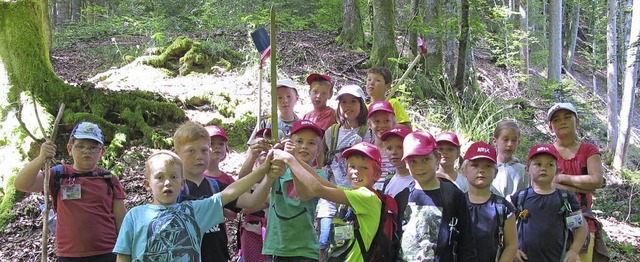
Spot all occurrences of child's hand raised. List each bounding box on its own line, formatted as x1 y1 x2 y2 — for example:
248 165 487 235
268 158 286 179
281 138 296 154
249 138 271 157
39 140 57 160
515 249 528 262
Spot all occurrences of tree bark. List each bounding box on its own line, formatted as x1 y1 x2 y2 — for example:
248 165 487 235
423 0 443 75
443 0 456 85
409 0 420 56
548 0 563 83
565 3 580 72
57 0 70 25
71 0 81 22
607 0 619 153
368 0 399 69
517 0 529 74
453 0 469 93
337 0 365 49
613 0 639 169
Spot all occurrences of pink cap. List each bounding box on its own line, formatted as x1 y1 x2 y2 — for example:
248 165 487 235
368 100 395 118
463 142 497 163
341 142 382 167
402 131 438 161
290 120 324 137
436 131 461 147
205 125 228 141
306 73 333 87
381 125 412 141
527 144 558 161
256 128 272 138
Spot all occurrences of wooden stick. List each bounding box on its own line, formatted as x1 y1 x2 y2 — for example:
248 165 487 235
270 6 278 141
387 53 422 99
41 103 65 262
32 90 47 138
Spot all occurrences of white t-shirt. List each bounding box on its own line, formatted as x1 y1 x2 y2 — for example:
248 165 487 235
384 174 414 198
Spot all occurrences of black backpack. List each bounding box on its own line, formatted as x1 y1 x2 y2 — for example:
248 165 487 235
50 164 114 212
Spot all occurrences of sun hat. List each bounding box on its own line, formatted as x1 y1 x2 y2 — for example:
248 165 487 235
547 102 578 121
463 141 497 163
335 84 365 100
306 73 333 87
277 78 297 90
402 131 438 161
290 120 324 137
341 142 382 167
368 100 395 118
381 125 412 141
527 144 558 161
205 125 228 141
436 131 461 147
71 122 104 145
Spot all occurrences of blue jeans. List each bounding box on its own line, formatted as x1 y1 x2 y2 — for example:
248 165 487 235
318 217 332 249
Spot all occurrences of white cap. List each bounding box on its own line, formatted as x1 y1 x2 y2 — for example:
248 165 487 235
335 84 365 100
547 102 577 121
276 78 296 90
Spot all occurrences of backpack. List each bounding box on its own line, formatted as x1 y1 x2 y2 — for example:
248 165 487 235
178 177 220 202
494 196 508 262
324 189 399 262
323 124 369 168
51 164 114 212
514 188 574 260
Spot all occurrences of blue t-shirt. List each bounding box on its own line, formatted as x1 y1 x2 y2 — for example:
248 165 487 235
467 193 516 262
510 188 581 262
113 194 224 261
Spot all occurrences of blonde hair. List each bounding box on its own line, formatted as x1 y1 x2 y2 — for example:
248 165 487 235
493 119 521 139
173 121 211 151
459 159 498 178
145 150 183 178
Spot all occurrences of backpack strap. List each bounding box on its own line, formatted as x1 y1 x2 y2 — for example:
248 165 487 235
558 190 573 260
51 165 114 212
51 165 64 212
494 196 507 261
353 190 385 261
207 177 220 193
437 179 459 261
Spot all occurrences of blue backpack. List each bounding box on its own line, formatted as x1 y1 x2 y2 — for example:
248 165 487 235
177 177 220 202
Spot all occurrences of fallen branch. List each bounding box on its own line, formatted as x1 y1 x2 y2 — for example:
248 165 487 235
17 104 43 143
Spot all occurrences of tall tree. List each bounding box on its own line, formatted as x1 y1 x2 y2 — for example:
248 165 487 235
57 0 70 25
548 0 563 83
423 0 443 75
70 0 81 22
336 0 365 49
516 0 530 74
369 0 399 68
565 0 581 71
607 0 619 152
613 0 639 169
443 0 456 84
453 0 470 93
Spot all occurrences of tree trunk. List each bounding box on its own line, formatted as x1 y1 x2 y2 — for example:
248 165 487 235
613 0 639 169
443 0 456 85
548 0 563 83
368 0 399 69
409 0 420 56
0 0 185 148
336 0 365 49
565 3 580 72
50 0 57 30
70 0 81 22
607 0 619 153
592 12 598 94
517 0 529 74
453 0 469 93
57 0 70 25
423 0 443 75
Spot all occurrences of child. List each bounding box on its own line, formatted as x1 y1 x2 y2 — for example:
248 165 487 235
491 120 528 198
205 125 234 185
303 73 336 131
398 131 476 261
547 103 605 261
511 144 588 262
317 84 373 254
435 131 467 192
365 66 412 129
15 121 127 261
272 142 385 262
113 150 281 261
262 120 328 261
173 121 274 262
367 100 398 191
380 125 414 198
462 142 517 262
248 78 300 143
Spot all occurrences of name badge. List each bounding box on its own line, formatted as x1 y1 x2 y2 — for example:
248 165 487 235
62 184 82 200
334 224 354 241
566 211 584 229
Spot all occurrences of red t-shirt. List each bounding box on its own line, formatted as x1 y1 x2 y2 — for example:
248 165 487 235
205 171 235 185
49 164 126 257
303 106 336 131
552 142 600 232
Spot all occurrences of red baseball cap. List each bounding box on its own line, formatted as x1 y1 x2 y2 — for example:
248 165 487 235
436 131 461 147
527 144 558 161
290 120 324 137
342 142 382 167
205 125 228 141
381 125 412 141
402 131 438 161
368 100 395 118
463 141 497 163
306 73 333 87
255 128 272 138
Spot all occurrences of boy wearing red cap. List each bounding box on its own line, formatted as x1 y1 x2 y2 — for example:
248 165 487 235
262 120 328 261
511 144 587 262
303 73 336 131
436 131 467 192
368 100 398 191
398 131 477 262
462 142 517 262
380 125 413 198
272 142 384 262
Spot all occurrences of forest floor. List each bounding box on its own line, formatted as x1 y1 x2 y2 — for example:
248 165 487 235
0 31 638 261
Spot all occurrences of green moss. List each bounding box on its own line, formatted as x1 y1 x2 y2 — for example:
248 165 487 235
0 176 20 231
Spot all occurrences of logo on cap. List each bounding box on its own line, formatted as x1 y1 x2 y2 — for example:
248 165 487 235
477 147 491 153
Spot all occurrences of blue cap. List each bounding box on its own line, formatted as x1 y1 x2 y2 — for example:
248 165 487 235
71 122 104 144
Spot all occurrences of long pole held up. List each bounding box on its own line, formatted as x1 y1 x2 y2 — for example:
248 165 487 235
41 103 65 262
387 37 428 99
270 6 278 141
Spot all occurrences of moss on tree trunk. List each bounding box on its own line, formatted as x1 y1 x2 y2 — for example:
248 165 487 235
0 0 185 149
368 0 399 69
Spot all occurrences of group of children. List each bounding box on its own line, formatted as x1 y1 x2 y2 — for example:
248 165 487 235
14 65 606 262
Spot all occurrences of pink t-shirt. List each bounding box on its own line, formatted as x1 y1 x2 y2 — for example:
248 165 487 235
50 164 126 257
552 142 600 232
303 106 336 131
